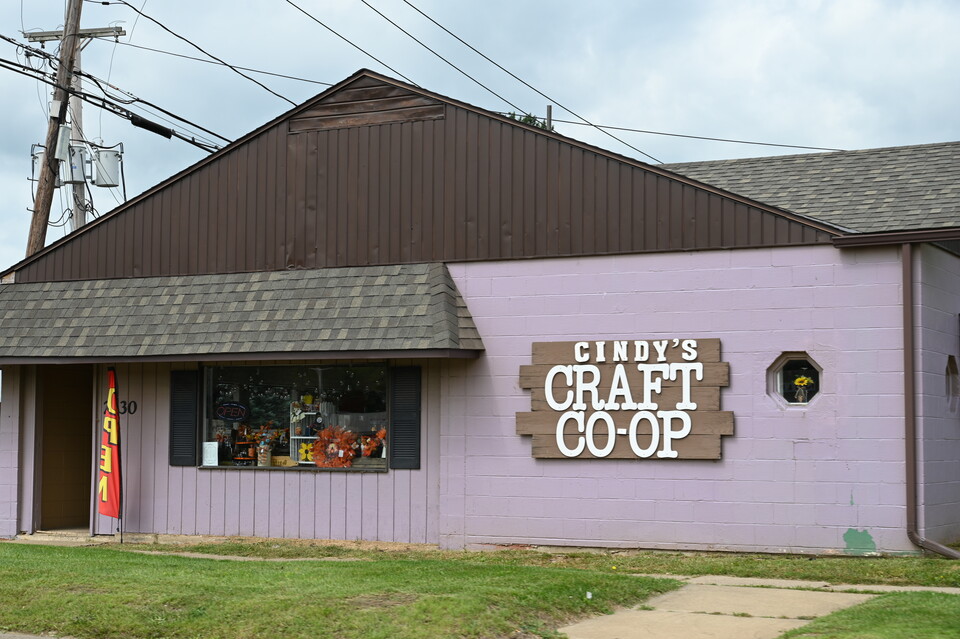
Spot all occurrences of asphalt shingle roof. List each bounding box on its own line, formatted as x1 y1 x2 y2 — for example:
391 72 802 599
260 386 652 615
0 263 482 360
663 141 960 233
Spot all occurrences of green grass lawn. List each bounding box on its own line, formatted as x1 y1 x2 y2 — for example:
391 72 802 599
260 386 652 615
2 540 960 639
781 591 960 639
121 539 960 587
0 543 678 639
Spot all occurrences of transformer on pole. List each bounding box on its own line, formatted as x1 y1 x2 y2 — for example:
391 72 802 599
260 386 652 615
25 9 127 250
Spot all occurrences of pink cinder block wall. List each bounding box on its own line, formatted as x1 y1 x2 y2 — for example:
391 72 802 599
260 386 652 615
444 244 914 554
916 244 960 544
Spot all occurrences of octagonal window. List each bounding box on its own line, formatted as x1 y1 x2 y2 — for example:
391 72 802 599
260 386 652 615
769 354 821 405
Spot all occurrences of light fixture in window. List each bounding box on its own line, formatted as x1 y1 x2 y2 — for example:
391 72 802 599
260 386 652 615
768 353 822 406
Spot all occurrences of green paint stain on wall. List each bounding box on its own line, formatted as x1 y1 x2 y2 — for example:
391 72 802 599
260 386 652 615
844 528 877 555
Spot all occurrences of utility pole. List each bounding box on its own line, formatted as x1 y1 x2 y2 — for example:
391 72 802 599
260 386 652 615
27 24 126 237
26 0 83 257
70 45 85 231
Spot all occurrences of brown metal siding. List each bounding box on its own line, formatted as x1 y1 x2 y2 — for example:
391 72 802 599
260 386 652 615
17 78 834 283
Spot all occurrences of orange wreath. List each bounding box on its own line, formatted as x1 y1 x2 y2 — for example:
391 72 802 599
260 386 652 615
312 426 358 468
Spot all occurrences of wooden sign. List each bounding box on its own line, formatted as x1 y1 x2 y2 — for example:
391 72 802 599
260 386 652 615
517 339 733 460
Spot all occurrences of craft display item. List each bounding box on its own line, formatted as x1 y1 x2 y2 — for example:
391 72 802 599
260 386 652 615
312 426 358 468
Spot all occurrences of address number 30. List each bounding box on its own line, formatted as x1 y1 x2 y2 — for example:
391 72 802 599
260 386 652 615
103 399 138 415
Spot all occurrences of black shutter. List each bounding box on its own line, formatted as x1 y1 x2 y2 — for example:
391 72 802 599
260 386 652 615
170 370 199 466
389 366 422 469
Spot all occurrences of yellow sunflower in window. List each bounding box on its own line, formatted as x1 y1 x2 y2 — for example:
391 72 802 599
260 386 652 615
298 441 313 462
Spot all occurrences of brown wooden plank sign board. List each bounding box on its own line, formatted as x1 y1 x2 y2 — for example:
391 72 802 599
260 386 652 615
517 339 734 459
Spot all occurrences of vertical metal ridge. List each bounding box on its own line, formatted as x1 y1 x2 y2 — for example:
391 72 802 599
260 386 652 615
15 102 833 283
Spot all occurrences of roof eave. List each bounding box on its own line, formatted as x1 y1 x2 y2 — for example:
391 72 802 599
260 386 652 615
833 226 960 247
0 348 483 366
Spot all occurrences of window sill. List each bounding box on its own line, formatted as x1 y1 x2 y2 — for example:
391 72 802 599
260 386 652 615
198 462 387 473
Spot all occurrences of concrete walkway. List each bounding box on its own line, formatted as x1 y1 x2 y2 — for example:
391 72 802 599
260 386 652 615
559 574 960 639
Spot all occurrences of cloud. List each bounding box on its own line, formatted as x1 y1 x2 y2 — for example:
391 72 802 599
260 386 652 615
1 0 958 270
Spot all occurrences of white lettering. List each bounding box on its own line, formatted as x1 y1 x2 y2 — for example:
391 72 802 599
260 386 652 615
574 342 590 363
671 363 703 410
634 340 649 362
636 364 670 409
556 411 586 457
628 411 660 458
604 364 636 410
537 337 716 461
657 410 692 458
586 412 616 457
545 365 574 411
652 340 669 362
572 365 603 410
612 341 629 362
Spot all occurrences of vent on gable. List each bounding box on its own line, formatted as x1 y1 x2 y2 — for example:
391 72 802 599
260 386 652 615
289 78 444 132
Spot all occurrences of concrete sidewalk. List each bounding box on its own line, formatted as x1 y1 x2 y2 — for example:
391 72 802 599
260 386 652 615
559 574 960 639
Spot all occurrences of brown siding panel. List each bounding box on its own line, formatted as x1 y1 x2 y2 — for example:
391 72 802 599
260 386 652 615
669 180 683 250
390 123 403 264
656 175 670 250
421 119 436 261
641 172 655 252
368 125 382 264
582 151 595 254
17 77 836 283
558 142 571 255
400 122 413 263
244 141 258 272
476 116 490 260
357 126 370 265
508 124 522 257
381 123 394 265
595 156 608 253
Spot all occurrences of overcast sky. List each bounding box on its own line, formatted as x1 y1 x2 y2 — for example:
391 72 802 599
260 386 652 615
1 0 958 271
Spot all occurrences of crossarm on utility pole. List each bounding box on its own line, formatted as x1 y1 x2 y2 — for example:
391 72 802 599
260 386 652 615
27 0 83 257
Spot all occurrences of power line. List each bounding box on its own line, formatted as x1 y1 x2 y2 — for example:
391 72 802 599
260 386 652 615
0 55 220 152
96 38 333 86
284 0 417 86
1 32 847 157
78 67 230 143
0 40 845 158
3 35 228 147
543 118 845 153
358 0 524 114
113 0 296 106
400 0 661 163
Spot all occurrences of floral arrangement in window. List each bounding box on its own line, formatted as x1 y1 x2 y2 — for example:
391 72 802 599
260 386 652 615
248 422 280 448
793 375 814 403
312 425 358 468
360 428 388 457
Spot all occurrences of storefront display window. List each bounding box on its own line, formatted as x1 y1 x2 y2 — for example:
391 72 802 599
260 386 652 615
203 365 388 470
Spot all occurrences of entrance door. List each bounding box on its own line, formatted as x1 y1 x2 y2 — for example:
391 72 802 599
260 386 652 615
38 364 93 530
